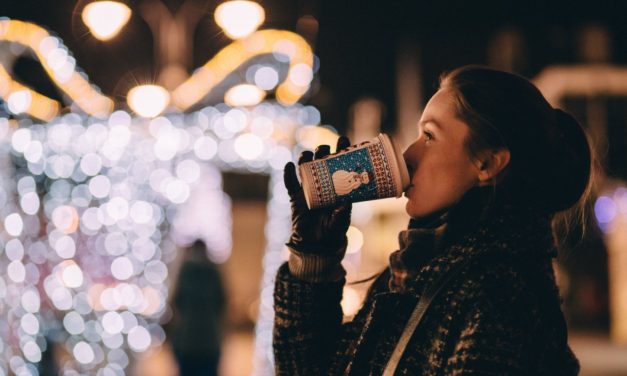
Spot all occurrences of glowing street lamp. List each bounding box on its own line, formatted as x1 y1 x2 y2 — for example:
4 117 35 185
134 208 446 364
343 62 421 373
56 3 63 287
127 85 170 117
215 0 265 39
82 1 132 41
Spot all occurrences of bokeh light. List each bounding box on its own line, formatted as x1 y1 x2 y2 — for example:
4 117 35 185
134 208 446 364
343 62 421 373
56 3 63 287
0 22 325 374
82 1 132 41
214 0 265 39
225 84 266 107
127 85 170 118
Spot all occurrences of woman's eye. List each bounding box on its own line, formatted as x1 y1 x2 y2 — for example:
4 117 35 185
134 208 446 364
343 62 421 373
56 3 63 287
423 131 434 142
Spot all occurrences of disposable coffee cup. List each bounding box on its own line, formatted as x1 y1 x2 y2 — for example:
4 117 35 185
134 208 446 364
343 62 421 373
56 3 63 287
299 133 410 209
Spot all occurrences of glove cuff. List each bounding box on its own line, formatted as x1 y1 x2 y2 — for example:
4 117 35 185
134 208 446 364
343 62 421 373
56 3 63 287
287 238 347 283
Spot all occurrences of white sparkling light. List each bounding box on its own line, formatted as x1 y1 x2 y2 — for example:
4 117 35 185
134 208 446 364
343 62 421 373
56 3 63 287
22 341 41 363
176 159 201 183
129 201 153 224
23 140 43 162
51 286 73 310
5 213 24 236
234 133 264 160
127 85 170 118
214 0 265 39
61 262 84 288
105 232 128 256
21 289 41 313
193 136 218 160
20 192 40 215
7 90 32 115
20 313 40 335
111 257 133 280
54 235 77 259
73 341 95 364
81 153 103 176
51 205 79 233
64 311 86 335
82 1 132 41
225 84 266 107
102 311 124 334
106 197 130 221
165 179 190 204
11 128 31 153
127 326 151 352
143 260 167 284
5 239 24 261
8 261 26 283
254 66 279 90
289 63 314 87
0 86 322 375
89 175 112 198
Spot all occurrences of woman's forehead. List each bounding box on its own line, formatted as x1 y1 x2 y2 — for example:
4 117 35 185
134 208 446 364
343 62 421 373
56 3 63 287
424 90 456 118
423 91 462 125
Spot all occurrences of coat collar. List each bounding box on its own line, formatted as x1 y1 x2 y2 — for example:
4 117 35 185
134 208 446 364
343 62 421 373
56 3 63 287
390 186 555 296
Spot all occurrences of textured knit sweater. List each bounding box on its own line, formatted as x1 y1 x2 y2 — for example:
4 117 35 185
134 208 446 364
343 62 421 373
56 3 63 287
273 191 580 375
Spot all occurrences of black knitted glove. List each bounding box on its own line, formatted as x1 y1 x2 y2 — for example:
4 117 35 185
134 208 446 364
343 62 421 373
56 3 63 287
284 136 352 256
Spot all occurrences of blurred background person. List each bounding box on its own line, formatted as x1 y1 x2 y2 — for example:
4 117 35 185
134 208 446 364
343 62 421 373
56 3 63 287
166 240 227 376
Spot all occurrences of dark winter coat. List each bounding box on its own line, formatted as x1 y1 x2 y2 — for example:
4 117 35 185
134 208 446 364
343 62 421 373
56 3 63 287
273 190 580 375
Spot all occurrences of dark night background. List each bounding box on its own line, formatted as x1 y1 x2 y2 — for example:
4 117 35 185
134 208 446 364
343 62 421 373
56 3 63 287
2 0 626 333
4 1 627 373
2 0 627 132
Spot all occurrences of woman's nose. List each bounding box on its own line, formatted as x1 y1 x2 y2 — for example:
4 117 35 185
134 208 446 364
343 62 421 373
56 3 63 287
403 141 420 165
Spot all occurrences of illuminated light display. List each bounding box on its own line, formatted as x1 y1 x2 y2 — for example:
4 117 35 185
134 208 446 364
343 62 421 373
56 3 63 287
172 29 314 110
0 100 339 374
0 19 114 117
1 20 314 120
0 7 326 374
215 0 265 39
0 65 60 121
225 84 266 107
127 85 170 118
81 1 132 41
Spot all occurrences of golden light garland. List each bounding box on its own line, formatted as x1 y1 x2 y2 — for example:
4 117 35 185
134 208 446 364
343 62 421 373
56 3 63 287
0 19 114 118
172 29 314 110
1 20 314 120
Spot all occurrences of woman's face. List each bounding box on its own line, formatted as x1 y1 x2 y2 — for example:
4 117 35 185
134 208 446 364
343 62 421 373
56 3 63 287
403 89 481 219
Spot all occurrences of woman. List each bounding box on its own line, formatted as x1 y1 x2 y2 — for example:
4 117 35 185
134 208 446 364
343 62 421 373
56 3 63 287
273 66 591 375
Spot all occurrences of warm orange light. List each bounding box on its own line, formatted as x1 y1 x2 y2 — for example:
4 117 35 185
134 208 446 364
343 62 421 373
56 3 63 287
215 1 265 39
127 85 170 117
82 1 132 41
172 30 314 110
0 65 60 121
224 84 265 107
295 125 339 150
0 19 114 117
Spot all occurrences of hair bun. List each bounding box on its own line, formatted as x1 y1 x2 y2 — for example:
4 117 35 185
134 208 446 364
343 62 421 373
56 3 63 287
544 108 591 212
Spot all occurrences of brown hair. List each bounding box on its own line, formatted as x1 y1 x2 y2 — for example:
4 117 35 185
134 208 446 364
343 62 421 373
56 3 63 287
439 66 595 248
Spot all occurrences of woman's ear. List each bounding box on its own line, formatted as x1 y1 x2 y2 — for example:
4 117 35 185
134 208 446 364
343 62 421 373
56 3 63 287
476 148 510 185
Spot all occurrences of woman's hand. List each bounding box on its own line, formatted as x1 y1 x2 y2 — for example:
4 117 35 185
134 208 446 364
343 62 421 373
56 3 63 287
284 136 352 254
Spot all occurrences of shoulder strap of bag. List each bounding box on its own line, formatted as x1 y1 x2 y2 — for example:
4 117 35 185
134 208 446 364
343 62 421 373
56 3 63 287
382 258 473 376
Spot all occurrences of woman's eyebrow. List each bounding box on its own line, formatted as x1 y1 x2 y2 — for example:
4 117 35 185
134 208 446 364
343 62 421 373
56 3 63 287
419 118 443 131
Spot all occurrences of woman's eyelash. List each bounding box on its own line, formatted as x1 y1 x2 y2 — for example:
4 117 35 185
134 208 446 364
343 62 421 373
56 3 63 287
423 130 434 141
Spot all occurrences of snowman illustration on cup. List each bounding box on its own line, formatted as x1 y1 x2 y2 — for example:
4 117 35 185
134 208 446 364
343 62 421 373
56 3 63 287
331 167 375 196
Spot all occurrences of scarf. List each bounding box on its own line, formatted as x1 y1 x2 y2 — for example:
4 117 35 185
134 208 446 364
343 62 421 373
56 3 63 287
387 186 533 294
387 215 447 293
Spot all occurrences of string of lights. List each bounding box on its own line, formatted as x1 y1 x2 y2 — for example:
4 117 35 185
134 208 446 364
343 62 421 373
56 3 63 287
0 3 362 374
